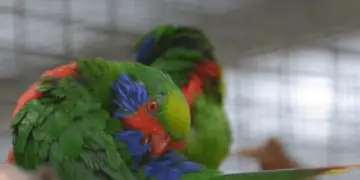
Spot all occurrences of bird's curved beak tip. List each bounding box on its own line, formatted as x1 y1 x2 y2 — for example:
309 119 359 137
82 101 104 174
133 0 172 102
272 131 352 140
149 132 172 157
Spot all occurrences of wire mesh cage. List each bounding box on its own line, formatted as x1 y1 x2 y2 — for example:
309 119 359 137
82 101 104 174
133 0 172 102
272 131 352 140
1 0 360 180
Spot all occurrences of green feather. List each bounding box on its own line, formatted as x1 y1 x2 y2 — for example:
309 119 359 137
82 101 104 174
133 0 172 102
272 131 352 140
59 125 84 158
36 140 50 161
12 61 136 179
151 48 204 87
182 95 231 169
132 25 215 65
133 25 230 168
11 59 189 180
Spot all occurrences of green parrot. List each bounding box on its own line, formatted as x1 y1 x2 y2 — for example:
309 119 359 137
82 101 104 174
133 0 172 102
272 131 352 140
6 58 359 180
131 25 232 169
8 59 192 179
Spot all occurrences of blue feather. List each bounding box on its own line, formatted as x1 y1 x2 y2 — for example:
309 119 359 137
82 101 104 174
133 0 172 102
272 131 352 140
116 131 203 180
111 74 149 119
112 74 203 179
133 35 156 65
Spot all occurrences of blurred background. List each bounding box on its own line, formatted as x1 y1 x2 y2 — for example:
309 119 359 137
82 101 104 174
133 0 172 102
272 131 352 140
1 0 360 179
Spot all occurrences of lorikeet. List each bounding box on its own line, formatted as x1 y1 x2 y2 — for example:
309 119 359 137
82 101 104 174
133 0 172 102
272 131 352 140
5 59 359 180
7 59 197 180
132 25 232 169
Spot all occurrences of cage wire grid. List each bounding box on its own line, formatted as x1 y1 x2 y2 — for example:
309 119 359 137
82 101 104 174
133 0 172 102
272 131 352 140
223 48 360 179
1 0 360 180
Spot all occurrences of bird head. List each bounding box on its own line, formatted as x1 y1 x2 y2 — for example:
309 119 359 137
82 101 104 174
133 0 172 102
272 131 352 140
111 63 191 157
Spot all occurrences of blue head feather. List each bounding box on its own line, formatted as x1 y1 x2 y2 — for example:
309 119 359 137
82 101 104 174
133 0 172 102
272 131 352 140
111 74 149 119
116 131 203 180
112 74 202 180
133 35 156 65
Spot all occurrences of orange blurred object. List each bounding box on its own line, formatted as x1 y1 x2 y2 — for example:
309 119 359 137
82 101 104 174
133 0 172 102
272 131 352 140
240 137 300 170
5 149 14 164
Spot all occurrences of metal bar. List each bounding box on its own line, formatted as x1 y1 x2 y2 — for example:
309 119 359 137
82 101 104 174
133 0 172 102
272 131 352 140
61 0 74 56
0 6 141 38
13 0 26 71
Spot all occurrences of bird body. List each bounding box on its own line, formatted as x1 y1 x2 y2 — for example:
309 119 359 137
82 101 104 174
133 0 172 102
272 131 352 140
132 25 231 169
5 42 357 180
7 59 207 180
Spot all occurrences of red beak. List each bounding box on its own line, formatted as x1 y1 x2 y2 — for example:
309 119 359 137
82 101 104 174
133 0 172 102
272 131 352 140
147 131 172 157
143 132 185 157
123 105 176 157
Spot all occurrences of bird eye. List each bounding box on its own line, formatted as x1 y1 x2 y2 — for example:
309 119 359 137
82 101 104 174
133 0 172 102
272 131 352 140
146 100 158 114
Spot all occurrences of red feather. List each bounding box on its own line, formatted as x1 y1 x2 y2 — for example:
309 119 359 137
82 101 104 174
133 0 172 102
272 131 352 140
181 60 221 108
6 63 77 164
174 60 221 151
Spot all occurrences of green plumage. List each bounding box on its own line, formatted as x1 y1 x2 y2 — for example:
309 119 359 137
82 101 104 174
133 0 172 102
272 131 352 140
12 73 134 179
9 32 355 180
183 95 231 168
132 25 231 169
11 59 182 180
